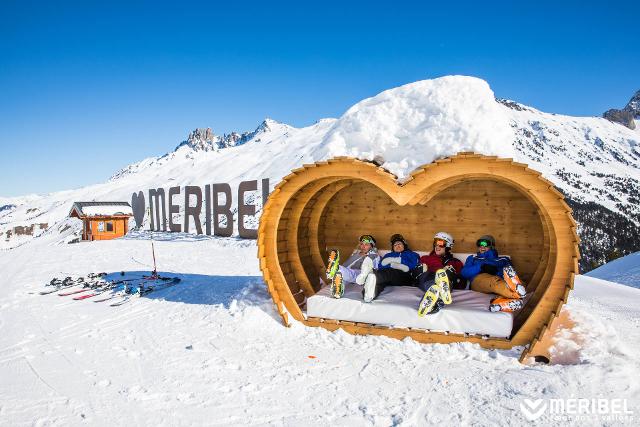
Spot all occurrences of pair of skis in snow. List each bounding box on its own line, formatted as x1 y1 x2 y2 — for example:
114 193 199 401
39 274 108 295
106 277 181 306
43 274 181 306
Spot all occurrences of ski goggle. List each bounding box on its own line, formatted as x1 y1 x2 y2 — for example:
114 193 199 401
359 235 375 245
477 239 491 247
433 238 447 248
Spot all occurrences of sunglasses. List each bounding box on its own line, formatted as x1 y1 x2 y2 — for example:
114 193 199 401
477 239 491 247
433 239 446 248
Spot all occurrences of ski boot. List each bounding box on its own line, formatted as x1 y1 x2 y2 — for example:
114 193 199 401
355 256 374 285
326 249 340 280
418 283 442 316
489 296 524 312
503 265 527 298
434 267 454 305
429 299 446 314
330 271 344 299
363 273 381 303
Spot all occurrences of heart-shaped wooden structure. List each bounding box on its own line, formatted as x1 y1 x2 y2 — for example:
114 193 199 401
258 153 579 361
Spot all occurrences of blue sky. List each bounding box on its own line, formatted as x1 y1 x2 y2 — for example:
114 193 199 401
1 1 638 197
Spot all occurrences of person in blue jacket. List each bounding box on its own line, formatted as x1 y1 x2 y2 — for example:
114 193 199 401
461 234 526 299
361 233 420 302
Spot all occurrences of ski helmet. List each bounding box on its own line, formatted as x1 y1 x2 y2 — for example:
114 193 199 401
476 235 496 248
390 233 408 250
433 231 454 249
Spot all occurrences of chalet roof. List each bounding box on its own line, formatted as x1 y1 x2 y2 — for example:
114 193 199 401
69 201 133 218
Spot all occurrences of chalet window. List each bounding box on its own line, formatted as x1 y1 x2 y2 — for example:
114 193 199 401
98 221 104 232
106 221 114 232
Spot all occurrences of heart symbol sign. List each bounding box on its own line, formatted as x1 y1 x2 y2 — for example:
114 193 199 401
131 191 146 228
257 153 579 361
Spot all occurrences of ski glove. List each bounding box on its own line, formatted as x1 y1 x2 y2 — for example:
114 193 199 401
381 257 401 266
480 264 498 275
389 262 409 272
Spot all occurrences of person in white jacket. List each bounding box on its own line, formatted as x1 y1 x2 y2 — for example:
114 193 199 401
326 235 380 298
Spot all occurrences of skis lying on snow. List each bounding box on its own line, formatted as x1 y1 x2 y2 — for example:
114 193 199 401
39 273 106 295
39 277 88 294
40 272 181 306
108 277 181 307
59 287 94 296
77 277 153 301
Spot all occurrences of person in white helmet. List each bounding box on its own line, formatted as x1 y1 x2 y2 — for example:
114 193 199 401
413 231 463 315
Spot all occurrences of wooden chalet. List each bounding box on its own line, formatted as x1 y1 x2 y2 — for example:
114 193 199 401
69 202 133 241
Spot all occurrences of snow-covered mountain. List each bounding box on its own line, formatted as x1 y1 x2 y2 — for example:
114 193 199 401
603 89 640 130
586 251 640 289
2 76 639 271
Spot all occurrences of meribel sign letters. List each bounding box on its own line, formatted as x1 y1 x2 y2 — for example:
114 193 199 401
131 179 269 239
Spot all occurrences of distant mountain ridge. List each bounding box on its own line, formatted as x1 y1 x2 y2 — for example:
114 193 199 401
603 89 640 130
174 119 278 152
2 77 639 272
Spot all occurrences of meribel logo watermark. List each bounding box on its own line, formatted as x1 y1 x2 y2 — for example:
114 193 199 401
520 398 634 422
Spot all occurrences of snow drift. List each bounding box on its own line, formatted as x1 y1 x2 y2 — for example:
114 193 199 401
321 76 516 178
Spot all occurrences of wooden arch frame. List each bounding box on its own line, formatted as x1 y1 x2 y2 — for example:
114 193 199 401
258 153 579 361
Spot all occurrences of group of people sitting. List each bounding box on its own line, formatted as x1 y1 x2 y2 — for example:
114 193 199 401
325 232 527 315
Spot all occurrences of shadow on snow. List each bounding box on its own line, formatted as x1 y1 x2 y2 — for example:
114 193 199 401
101 271 267 309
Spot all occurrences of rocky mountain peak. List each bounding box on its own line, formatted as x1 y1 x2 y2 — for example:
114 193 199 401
184 128 220 151
603 89 640 130
623 89 640 118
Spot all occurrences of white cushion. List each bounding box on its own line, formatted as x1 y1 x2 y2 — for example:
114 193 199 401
306 283 514 338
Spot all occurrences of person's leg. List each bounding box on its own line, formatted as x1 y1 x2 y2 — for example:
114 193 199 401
363 268 408 302
471 273 520 299
417 271 436 292
338 265 359 284
355 256 374 285
382 269 414 286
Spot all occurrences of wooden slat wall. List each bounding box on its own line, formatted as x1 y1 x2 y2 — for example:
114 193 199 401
321 180 544 283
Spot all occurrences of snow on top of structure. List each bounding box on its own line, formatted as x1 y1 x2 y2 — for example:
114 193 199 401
319 76 516 179
586 251 640 289
72 202 133 217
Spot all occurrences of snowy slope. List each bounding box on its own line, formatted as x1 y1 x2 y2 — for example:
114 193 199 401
586 252 640 289
505 101 640 222
1 76 639 271
0 235 639 425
